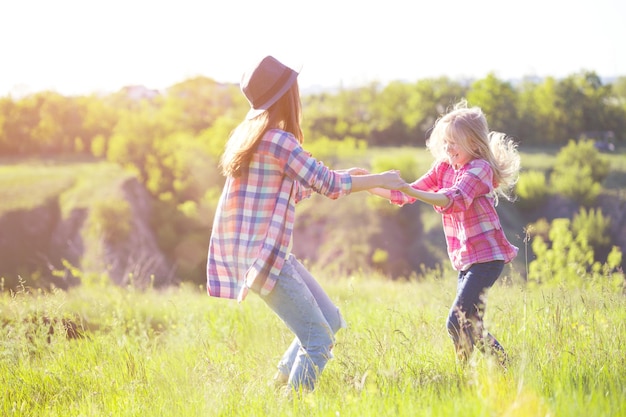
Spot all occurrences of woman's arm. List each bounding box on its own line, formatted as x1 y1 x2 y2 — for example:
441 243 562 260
340 167 406 193
350 171 406 192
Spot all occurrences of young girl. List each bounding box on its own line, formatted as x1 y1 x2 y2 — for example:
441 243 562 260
206 56 406 393
371 100 520 365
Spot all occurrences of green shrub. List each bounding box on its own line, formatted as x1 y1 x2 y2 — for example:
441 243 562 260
305 135 367 166
550 164 602 206
515 170 549 209
529 218 587 286
371 153 421 181
550 139 608 205
528 217 623 290
572 207 611 248
554 139 610 183
88 199 132 245
90 134 106 158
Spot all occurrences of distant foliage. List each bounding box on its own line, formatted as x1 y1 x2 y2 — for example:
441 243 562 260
554 139 610 182
550 164 602 206
515 170 549 209
528 217 623 291
371 153 421 182
88 199 132 245
572 207 612 249
1 71 625 159
550 139 608 205
90 134 107 158
305 136 367 167
197 115 239 162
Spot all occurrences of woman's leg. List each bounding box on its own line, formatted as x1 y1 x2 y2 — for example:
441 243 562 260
446 261 505 363
262 255 344 391
291 256 347 334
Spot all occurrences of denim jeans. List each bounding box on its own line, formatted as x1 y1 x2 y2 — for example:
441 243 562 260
260 254 346 391
446 260 507 363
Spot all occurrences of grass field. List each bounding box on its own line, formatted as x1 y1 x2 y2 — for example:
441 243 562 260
1 271 624 417
1 146 625 416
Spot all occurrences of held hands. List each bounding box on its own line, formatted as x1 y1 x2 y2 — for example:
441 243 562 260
400 183 416 194
379 170 409 190
345 167 409 193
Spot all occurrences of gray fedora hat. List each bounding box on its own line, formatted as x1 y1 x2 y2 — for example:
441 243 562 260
240 56 299 120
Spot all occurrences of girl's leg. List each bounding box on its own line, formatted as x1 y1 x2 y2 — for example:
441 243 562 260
446 261 505 363
262 255 343 391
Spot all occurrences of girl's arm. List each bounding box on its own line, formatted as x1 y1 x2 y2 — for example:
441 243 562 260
400 185 450 207
367 184 448 207
367 187 392 199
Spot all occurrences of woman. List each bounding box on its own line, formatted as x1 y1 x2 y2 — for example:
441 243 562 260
207 55 406 392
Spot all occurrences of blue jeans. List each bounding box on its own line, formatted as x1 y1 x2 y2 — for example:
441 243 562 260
446 260 507 363
261 254 346 391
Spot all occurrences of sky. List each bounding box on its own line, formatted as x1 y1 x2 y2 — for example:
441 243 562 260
1 0 625 97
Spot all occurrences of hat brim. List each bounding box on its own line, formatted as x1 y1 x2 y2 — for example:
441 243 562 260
245 70 299 120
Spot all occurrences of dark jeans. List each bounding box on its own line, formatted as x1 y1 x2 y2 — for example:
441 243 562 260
446 260 507 363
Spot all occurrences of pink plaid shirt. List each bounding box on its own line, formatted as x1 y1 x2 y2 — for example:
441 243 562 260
390 159 518 271
207 129 352 299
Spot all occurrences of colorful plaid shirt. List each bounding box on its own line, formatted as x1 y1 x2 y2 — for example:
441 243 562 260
390 159 518 271
207 129 352 299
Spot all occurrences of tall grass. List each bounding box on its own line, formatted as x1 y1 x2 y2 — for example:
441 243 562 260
1 271 624 417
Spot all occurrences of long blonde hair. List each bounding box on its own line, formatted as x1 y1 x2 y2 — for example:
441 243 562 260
426 100 520 203
220 82 304 177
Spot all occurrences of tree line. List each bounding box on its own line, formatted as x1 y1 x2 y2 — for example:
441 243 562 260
1 71 625 158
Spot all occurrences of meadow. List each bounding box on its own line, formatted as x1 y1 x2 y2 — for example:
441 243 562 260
1 268 624 417
1 146 625 416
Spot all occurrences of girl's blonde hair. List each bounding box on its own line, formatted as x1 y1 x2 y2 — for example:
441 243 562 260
426 99 520 203
220 82 304 177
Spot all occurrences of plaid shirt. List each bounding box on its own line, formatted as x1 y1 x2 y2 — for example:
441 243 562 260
207 129 352 299
390 159 518 271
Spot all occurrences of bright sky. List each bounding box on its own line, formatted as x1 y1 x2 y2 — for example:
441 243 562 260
1 0 624 97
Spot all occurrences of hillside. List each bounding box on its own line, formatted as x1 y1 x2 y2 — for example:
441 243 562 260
0 158 174 291
1 147 625 292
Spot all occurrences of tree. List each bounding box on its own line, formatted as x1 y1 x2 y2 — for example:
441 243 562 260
30 92 84 154
402 77 465 144
106 103 173 181
164 76 245 134
467 73 518 136
0 95 40 154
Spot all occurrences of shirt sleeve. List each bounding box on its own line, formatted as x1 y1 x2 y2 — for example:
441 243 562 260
437 161 493 214
266 130 352 200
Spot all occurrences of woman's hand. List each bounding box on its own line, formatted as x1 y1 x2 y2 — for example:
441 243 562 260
379 170 408 190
